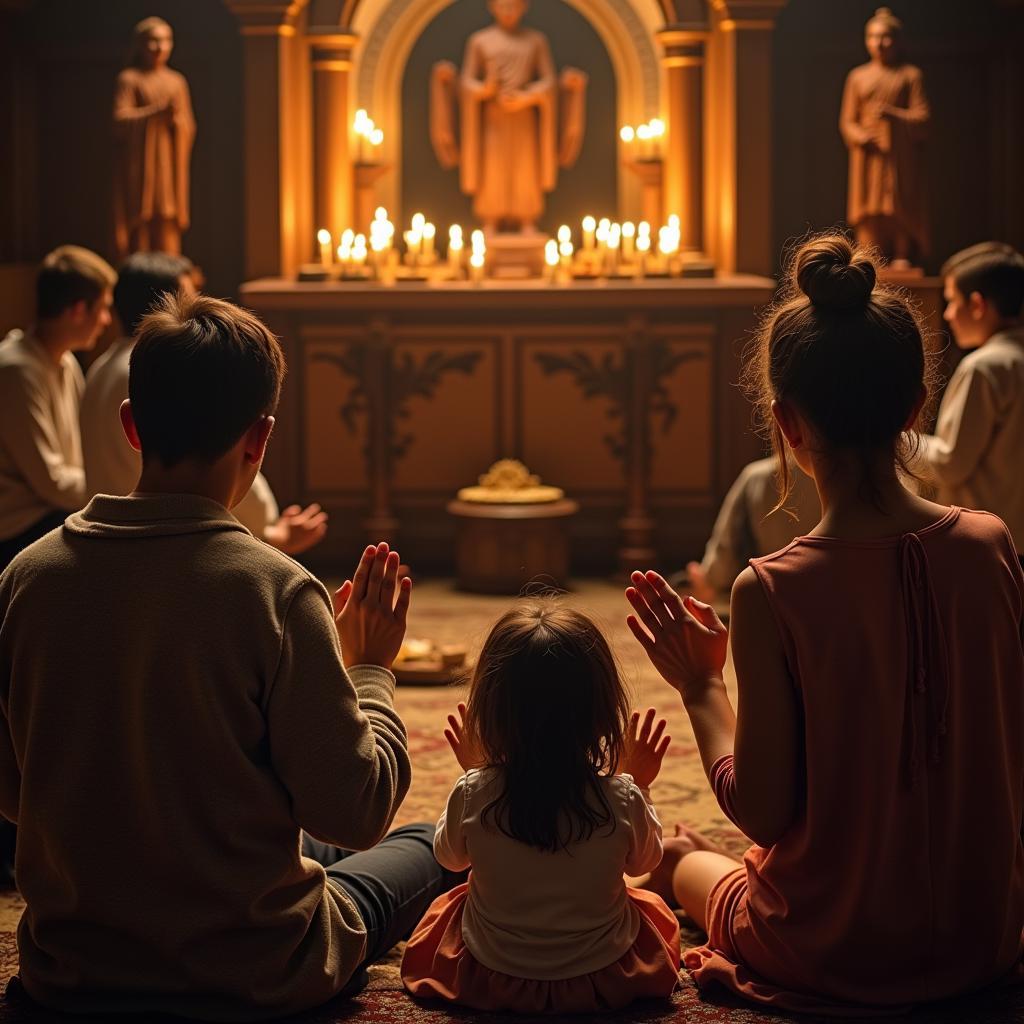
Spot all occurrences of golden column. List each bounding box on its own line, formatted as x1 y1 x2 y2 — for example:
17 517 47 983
706 0 788 275
226 0 311 280
309 31 358 244
657 29 708 255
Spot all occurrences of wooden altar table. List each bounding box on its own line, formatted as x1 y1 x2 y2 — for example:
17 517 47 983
239 275 777 575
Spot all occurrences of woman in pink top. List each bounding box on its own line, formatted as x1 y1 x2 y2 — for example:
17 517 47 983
626 234 1024 1013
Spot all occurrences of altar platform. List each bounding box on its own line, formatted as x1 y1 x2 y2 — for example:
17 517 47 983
241 274 778 576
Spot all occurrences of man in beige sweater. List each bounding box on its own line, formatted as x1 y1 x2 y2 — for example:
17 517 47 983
0 246 115 570
917 243 1024 560
81 251 327 555
0 292 461 1018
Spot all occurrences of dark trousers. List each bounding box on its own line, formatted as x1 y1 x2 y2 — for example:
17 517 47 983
302 822 466 985
0 509 67 573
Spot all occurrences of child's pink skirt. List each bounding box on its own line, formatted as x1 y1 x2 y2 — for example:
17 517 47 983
402 884 681 1013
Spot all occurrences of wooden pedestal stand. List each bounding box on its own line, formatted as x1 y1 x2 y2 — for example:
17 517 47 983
447 498 579 594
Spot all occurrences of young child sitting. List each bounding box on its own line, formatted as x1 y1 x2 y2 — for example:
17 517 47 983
917 242 1024 560
402 600 681 1013
626 234 1024 1014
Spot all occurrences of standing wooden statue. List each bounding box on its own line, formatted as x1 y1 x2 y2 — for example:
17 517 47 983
430 0 586 234
113 17 196 259
839 7 930 268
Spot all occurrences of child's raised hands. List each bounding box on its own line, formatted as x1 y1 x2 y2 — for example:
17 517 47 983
620 708 670 789
626 569 728 702
444 702 485 772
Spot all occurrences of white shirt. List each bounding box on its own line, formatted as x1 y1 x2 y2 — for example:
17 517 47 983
918 327 1024 552
434 767 663 980
0 330 86 539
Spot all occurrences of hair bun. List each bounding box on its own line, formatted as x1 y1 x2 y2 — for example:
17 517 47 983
794 235 876 311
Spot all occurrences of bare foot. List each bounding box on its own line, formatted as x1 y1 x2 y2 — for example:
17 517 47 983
686 562 718 607
631 823 729 908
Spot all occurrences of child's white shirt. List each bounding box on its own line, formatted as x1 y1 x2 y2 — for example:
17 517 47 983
433 767 664 980
918 327 1024 553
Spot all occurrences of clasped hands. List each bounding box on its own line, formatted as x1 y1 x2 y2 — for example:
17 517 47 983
332 542 411 671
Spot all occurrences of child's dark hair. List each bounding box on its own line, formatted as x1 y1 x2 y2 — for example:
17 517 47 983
744 233 933 507
129 291 285 467
941 243 1024 319
114 252 195 337
36 245 117 320
465 599 630 853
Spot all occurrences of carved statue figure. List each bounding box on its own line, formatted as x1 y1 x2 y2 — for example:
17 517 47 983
430 0 586 233
839 7 930 267
113 17 196 259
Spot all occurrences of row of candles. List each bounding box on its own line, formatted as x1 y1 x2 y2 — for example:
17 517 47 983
543 214 683 280
619 118 666 160
353 108 384 164
315 211 684 283
317 209 490 283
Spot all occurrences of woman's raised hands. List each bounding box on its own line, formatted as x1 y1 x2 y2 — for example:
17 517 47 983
626 570 728 703
332 542 412 671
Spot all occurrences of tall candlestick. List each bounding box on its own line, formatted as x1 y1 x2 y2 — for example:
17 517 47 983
423 222 436 262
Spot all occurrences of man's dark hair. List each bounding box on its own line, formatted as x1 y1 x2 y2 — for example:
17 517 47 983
114 252 194 337
942 243 1024 319
36 245 117 320
129 291 286 467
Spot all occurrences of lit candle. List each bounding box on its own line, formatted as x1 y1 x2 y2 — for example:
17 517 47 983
636 232 651 276
607 223 621 275
557 224 571 246
622 221 636 263
619 125 635 160
559 238 574 277
317 228 332 270
544 239 559 283
649 117 665 158
412 212 425 233
423 222 436 262
636 122 653 160
471 229 485 255
469 251 485 284
582 215 596 251
375 206 388 222
353 234 368 270
370 127 384 151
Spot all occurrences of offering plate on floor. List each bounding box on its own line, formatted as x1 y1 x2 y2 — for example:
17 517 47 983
393 638 469 685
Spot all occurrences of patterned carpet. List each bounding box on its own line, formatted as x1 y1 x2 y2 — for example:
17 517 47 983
0 580 1020 1023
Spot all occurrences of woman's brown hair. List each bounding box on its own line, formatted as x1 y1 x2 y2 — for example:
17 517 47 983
464 599 630 853
743 233 935 508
